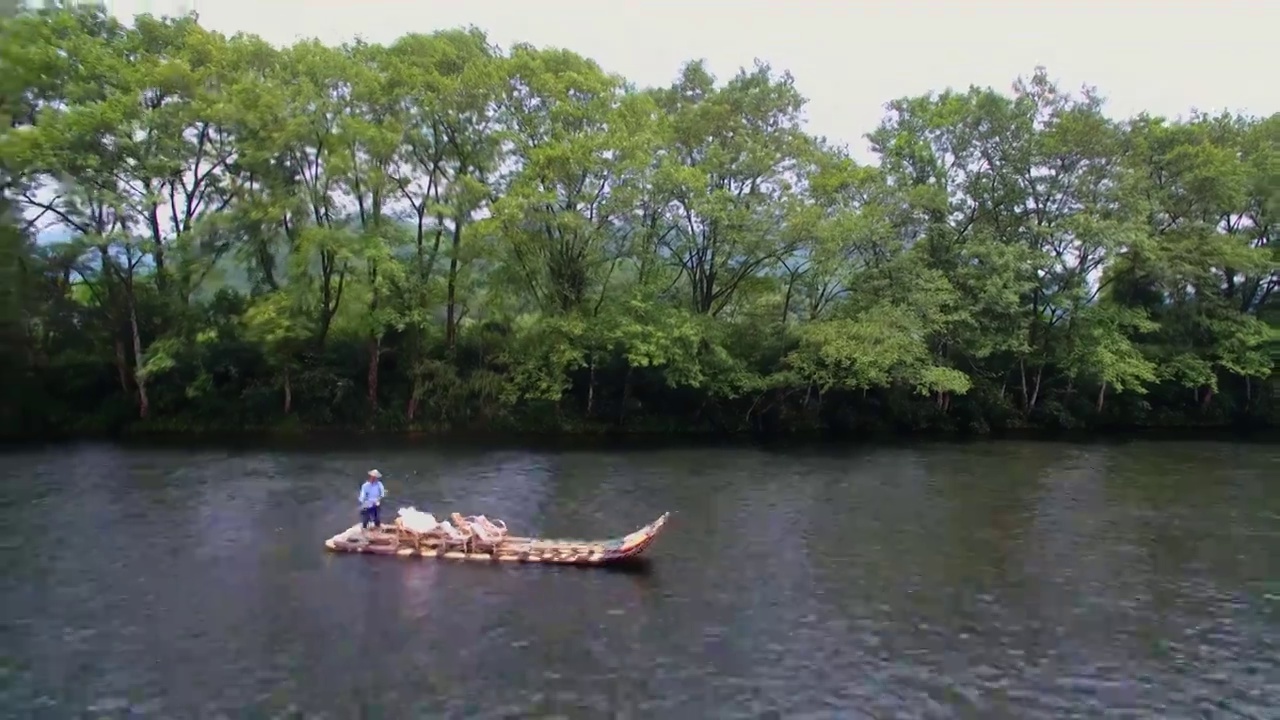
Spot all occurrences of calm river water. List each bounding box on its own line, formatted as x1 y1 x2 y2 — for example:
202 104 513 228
1 439 1278 718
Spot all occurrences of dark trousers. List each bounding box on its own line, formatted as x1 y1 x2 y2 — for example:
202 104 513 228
361 504 381 528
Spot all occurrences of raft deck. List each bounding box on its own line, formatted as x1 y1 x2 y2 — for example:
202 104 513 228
324 512 670 566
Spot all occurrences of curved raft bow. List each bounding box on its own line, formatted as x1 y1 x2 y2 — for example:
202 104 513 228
324 510 671 566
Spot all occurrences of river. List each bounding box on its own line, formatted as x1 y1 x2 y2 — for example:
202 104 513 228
1 439 1277 718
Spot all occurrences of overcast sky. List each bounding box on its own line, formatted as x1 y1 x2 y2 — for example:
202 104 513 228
96 0 1280 161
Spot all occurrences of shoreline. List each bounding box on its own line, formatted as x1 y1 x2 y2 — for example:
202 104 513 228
4 422 1278 451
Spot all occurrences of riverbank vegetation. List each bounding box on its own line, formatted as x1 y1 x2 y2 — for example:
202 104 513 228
1 6 1276 438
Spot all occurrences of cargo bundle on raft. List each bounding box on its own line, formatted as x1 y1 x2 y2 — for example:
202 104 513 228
324 508 670 566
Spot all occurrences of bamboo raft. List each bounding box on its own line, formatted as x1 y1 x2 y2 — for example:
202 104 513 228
324 510 670 566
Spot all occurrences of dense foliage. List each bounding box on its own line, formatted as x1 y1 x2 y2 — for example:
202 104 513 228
1 7 1277 438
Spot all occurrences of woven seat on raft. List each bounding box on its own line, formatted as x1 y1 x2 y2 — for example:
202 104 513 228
394 507 436 544
452 512 505 552
435 520 473 552
470 514 508 538
391 507 464 551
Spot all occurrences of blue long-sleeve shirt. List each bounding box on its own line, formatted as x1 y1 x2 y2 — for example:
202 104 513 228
358 480 386 508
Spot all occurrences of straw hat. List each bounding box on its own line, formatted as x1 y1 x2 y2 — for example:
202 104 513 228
367 469 382 478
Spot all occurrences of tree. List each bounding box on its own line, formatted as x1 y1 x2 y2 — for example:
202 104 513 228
2 6 1275 438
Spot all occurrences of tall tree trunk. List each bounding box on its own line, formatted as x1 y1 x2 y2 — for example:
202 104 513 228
586 357 597 418
1019 358 1029 411
1095 380 1107 413
780 267 797 324
405 322 422 424
406 383 419 424
114 338 131 394
1029 365 1043 411
317 253 346 352
1018 359 1045 412
367 335 380 416
366 253 380 417
127 294 148 419
283 366 292 415
445 220 462 351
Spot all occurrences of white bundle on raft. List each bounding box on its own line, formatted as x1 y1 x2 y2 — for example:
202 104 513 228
397 506 439 533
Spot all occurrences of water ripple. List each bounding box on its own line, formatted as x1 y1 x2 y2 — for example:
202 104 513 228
0 440 1277 717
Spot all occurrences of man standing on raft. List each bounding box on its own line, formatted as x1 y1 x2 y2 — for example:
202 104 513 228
359 469 387 530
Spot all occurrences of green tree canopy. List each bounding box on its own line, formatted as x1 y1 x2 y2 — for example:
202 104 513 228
2 6 1276 437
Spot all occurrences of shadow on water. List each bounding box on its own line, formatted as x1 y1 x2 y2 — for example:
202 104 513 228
0 439 1277 718
593 557 654 577
6 423 1278 457
329 546 657 578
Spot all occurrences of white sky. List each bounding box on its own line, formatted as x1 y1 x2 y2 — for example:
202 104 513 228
92 0 1280 162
